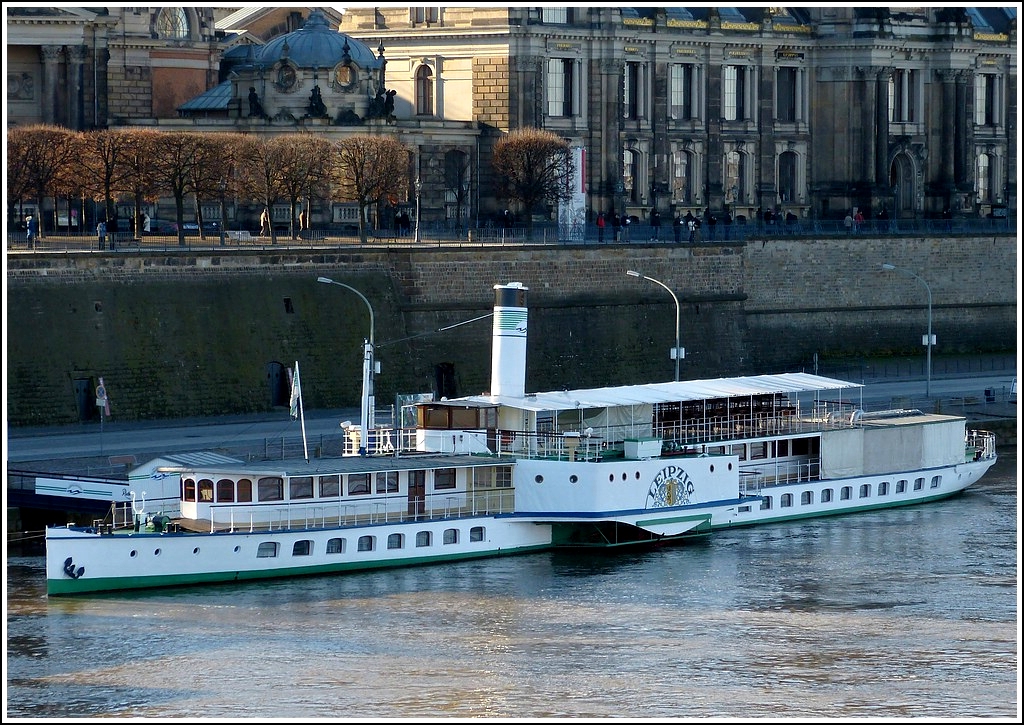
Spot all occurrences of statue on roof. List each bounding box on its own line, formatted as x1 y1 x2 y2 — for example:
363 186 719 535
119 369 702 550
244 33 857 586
308 84 328 118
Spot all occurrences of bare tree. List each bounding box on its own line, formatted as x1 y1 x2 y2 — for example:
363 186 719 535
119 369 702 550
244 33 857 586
115 129 163 240
275 133 334 240
76 129 133 238
331 134 409 244
492 127 572 237
233 135 293 244
6 125 79 244
149 132 205 246
444 149 472 234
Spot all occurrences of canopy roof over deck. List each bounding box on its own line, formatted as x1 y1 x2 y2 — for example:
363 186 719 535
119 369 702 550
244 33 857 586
443 373 863 413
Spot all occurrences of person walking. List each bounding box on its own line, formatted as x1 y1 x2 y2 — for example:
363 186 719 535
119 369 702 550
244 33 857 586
97 220 107 249
596 211 606 243
26 215 37 248
260 208 271 236
611 211 621 242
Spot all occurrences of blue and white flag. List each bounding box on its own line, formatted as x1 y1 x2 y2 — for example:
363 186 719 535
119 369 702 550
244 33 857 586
288 363 301 420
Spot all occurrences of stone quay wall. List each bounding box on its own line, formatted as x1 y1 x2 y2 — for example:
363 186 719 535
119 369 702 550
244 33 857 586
6 234 1016 426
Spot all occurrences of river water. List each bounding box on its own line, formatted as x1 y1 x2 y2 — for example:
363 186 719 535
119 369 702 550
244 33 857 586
5 450 1018 720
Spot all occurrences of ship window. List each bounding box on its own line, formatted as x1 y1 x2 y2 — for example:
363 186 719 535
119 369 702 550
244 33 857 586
216 478 234 502
821 488 833 503
422 406 449 428
292 540 312 556
289 476 314 500
257 542 279 558
237 478 252 502
198 479 214 502
320 475 341 498
840 486 852 500
791 438 811 456
896 479 907 493
376 471 399 494
258 477 284 501
738 505 751 513
326 537 345 554
357 535 374 552
859 484 871 498
800 490 813 505
930 475 940 489
878 481 889 496
348 473 370 496
777 440 789 457
759 496 772 510
434 468 456 491
749 442 767 460
183 477 196 502
387 533 404 550
416 531 432 547
443 528 458 544
780 493 793 507
913 477 924 491
470 526 484 542
450 407 478 428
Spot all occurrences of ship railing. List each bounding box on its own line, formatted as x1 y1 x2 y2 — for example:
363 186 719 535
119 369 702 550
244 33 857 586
738 458 822 494
965 429 997 461
204 487 517 532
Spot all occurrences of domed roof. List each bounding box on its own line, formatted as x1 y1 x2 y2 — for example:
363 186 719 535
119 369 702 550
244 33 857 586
257 9 381 70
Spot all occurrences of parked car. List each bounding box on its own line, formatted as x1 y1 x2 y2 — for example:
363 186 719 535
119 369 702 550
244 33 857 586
145 218 178 235
181 220 220 234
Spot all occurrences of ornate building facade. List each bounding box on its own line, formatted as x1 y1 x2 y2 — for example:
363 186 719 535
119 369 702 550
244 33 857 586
6 6 1017 228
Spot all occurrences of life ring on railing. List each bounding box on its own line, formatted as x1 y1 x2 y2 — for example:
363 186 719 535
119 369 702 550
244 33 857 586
850 409 864 425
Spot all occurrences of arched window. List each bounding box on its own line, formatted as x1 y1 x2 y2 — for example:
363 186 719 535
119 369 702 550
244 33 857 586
415 66 434 116
779 151 798 204
156 8 189 40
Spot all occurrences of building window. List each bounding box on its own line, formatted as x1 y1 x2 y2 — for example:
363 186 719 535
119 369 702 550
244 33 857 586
776 67 798 122
289 476 314 500
888 69 919 123
723 65 748 121
376 471 399 494
443 528 459 544
411 7 439 24
326 537 345 554
292 540 312 556
416 531 432 547
156 8 189 39
977 154 991 202
623 149 639 204
434 468 456 491
669 63 699 120
256 542 279 558
547 59 576 117
415 65 434 116
672 149 693 203
542 8 569 23
348 473 370 496
624 61 645 120
319 475 341 498
725 149 746 204
779 151 798 204
387 533 404 550
216 478 234 503
975 74 999 126
357 535 374 552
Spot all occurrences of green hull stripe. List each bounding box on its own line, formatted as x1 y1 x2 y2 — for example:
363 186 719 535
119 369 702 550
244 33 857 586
636 513 712 527
46 544 549 596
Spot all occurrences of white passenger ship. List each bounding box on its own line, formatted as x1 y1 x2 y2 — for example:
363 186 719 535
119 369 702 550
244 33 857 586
45 282 998 595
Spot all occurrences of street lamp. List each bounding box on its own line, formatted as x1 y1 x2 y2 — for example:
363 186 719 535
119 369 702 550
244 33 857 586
881 263 933 397
317 276 376 454
627 270 682 381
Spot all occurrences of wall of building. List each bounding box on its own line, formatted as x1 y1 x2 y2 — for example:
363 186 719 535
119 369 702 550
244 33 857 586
5 235 1016 427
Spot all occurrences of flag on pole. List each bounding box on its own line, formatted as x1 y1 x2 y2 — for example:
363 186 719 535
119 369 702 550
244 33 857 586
288 364 301 420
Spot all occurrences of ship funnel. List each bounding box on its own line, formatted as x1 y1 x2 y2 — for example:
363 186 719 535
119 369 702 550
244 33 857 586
490 282 528 397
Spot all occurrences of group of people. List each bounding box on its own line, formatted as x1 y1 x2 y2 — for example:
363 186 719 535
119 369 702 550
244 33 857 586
596 207 737 244
595 211 636 243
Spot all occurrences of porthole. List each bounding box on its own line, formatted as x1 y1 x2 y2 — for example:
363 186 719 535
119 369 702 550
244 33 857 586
608 474 615 482
153 548 162 556
710 464 715 473
233 545 241 553
728 463 732 471
129 550 138 558
635 471 641 479
621 473 627 481
569 475 579 483
534 475 544 483
193 547 200 554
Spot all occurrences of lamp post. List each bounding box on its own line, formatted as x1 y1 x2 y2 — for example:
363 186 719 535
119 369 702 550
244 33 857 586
317 276 376 454
218 179 227 246
627 270 682 381
881 263 933 397
414 175 422 244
